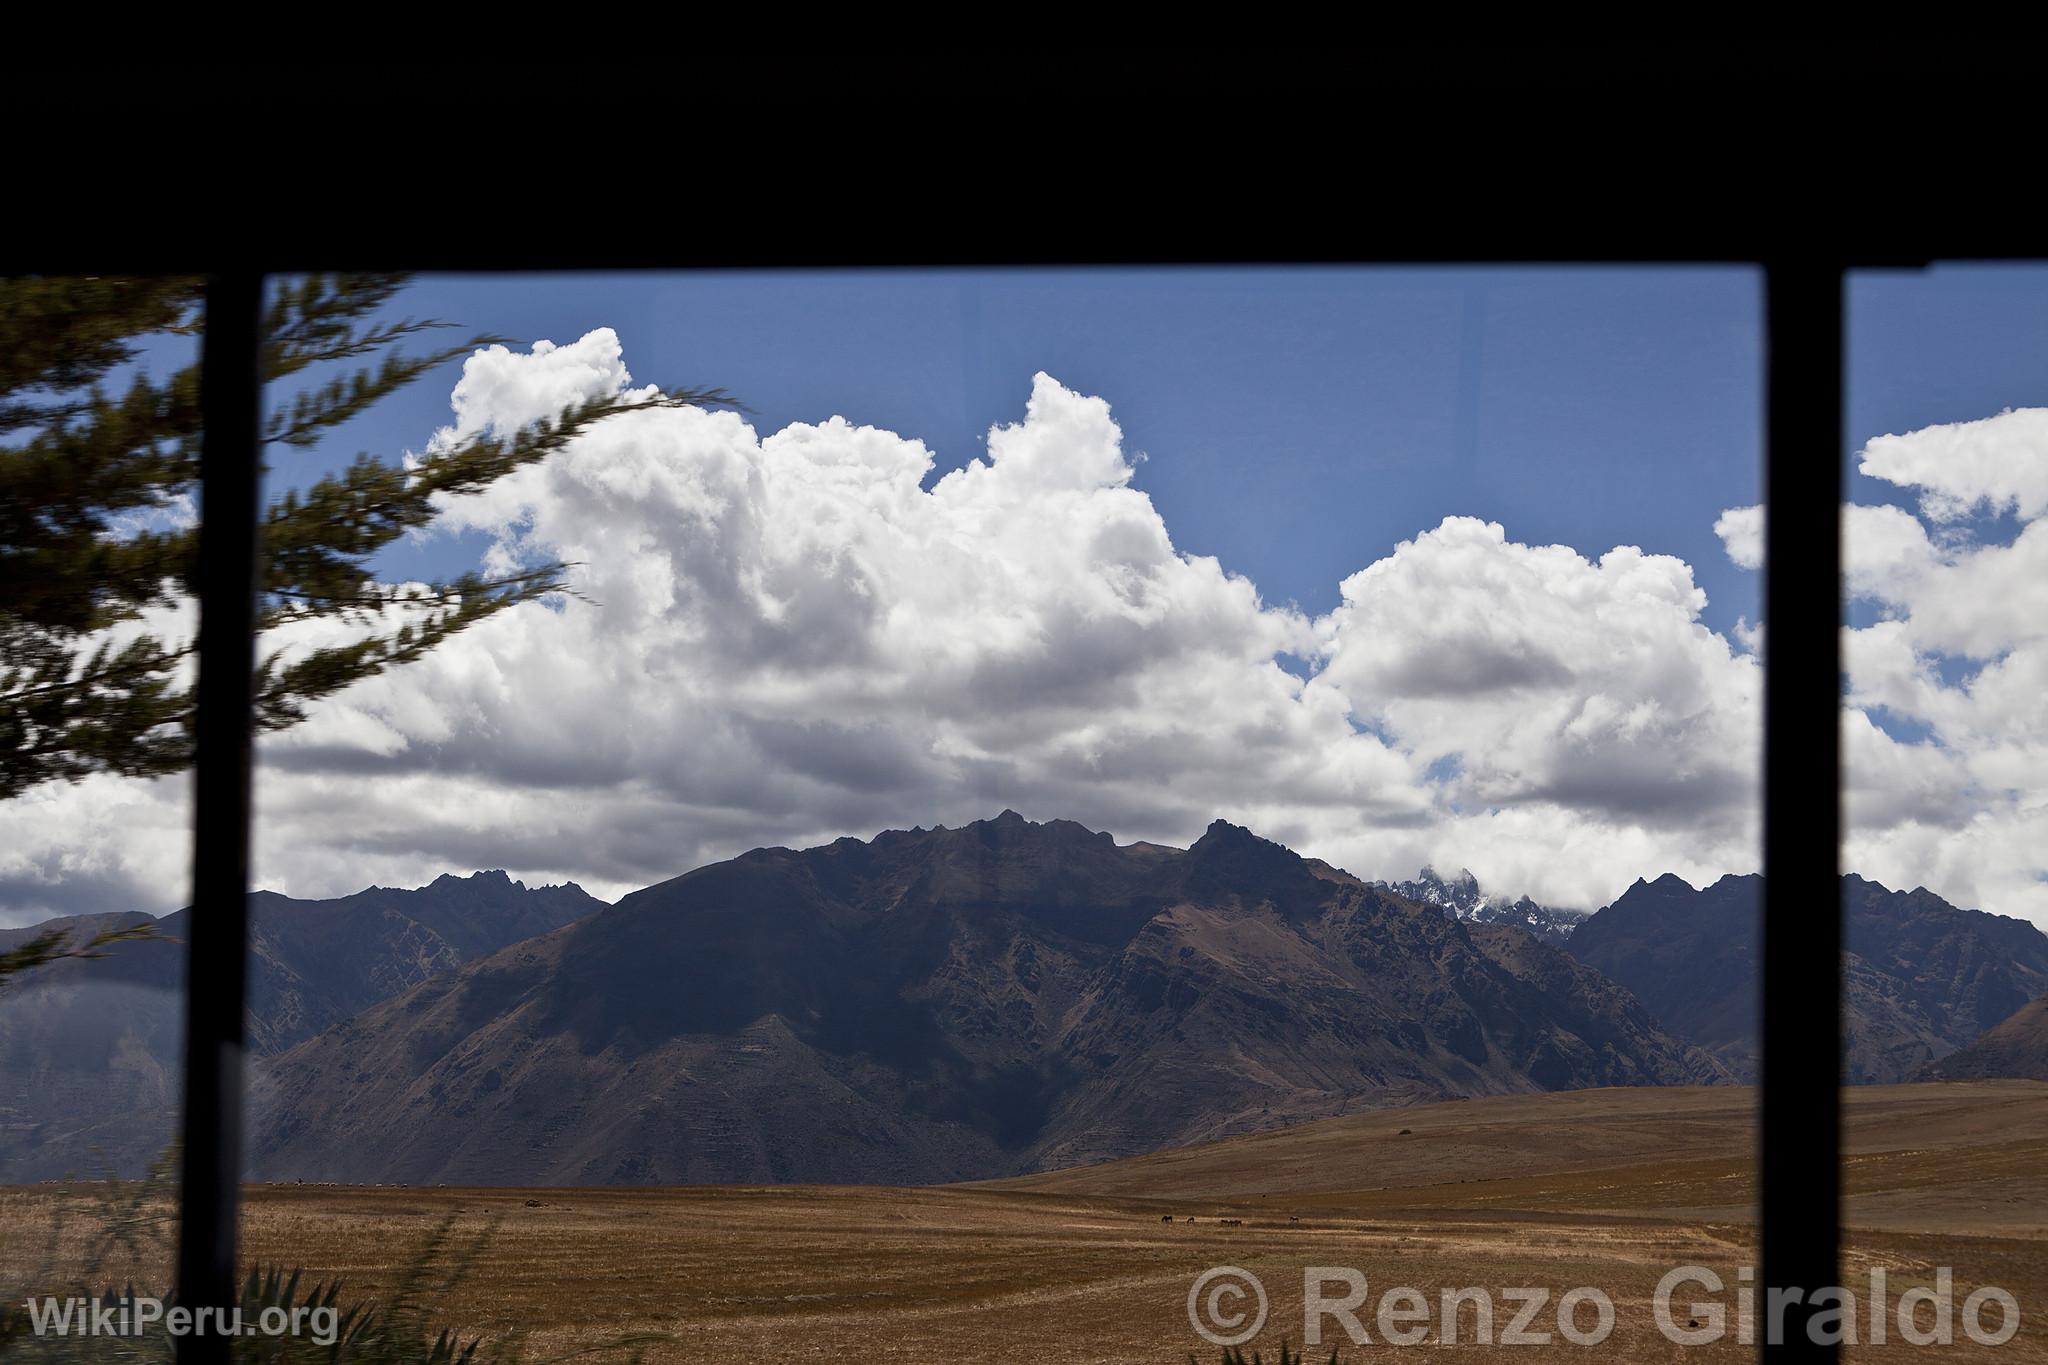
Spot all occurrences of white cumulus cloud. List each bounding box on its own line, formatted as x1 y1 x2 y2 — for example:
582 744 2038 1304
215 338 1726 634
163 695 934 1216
1836 408 2048 923
1713 503 1764 570
11 327 2040 930
1860 407 2048 525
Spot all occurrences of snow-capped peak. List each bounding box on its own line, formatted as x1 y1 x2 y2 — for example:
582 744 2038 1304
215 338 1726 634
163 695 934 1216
1371 867 1590 945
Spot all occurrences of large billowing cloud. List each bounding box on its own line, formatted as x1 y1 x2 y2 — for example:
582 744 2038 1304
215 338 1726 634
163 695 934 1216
1839 413 2048 923
1708 406 2048 927
17 320 1935 930
1316 519 1758 829
1860 407 2048 525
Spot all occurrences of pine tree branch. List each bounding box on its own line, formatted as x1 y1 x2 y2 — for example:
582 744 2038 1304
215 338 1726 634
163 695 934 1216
1 272 735 799
262 335 490 449
0 921 160 991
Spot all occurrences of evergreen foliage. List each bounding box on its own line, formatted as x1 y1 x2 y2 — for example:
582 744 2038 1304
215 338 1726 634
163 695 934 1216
0 919 157 992
1 273 734 799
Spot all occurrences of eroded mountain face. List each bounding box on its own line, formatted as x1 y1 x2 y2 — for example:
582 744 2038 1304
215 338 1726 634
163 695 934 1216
22 814 2038 1188
248 814 1723 1186
0 873 604 1181
1567 872 2048 1083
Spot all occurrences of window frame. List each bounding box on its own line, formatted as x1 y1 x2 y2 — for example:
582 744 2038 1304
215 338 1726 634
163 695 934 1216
169 260 1845 1361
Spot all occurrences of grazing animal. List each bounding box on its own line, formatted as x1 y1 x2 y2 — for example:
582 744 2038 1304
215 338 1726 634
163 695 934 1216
1160 1214 1174 1223
1289 1215 1300 1222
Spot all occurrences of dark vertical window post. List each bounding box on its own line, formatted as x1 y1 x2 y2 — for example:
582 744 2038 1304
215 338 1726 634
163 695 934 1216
176 271 265 1363
1760 261 1844 1359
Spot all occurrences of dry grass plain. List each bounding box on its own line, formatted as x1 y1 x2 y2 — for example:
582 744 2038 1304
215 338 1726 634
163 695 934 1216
4 1082 2046 1362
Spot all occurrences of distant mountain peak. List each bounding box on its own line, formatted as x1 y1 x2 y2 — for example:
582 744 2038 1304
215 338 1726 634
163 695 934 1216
1372 867 1588 945
943 810 1121 857
429 869 521 890
1192 817 1268 846
1186 818 1305 867
1177 821 1328 919
1618 871 1697 898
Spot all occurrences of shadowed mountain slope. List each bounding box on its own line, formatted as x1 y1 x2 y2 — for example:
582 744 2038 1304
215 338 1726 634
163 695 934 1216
1567 872 2048 1082
250 814 1724 1186
0 873 604 1180
1919 995 2048 1081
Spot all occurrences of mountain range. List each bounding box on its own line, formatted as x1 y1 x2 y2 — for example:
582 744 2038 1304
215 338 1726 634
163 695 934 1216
4 814 2043 1187
0 873 602 1180
243 814 1721 1186
1565 871 2048 1082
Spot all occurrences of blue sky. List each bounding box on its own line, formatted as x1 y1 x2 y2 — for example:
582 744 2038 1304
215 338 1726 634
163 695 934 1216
271 262 2048 757
1852 265 2048 463
295 267 1768 639
277 264 2048 647
1848 264 2048 556
1845 267 2048 724
12 263 2047 926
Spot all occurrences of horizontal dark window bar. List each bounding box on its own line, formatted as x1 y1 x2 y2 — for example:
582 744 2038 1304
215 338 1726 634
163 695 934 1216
170 261 1850 1363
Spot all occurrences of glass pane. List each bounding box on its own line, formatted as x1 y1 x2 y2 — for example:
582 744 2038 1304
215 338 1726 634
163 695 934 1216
5 267 1778 1358
1836 263 2048 1353
0 276 198 1308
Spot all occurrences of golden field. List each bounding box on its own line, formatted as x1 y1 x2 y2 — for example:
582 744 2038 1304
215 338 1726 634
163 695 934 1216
5 1082 2046 1362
